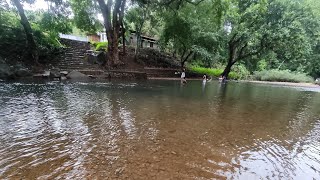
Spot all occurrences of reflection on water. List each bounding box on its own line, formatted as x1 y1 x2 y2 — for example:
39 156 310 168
0 80 320 179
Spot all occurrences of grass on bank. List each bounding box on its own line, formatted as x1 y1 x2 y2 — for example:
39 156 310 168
253 70 314 83
189 66 249 80
190 66 314 83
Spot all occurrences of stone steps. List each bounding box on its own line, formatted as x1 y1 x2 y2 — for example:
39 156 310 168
55 38 95 71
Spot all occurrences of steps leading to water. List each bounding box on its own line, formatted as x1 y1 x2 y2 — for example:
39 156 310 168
55 39 101 71
53 39 182 78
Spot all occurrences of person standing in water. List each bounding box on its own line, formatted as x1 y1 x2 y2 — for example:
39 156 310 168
203 74 207 82
181 68 187 83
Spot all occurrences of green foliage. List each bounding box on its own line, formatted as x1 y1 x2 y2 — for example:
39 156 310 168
257 59 268 71
91 41 108 51
70 0 103 34
254 70 314 83
0 4 71 64
232 64 251 79
160 1 223 66
189 65 248 80
1 0 320 78
190 66 223 77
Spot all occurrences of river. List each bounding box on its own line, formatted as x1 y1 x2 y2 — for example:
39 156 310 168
0 80 320 179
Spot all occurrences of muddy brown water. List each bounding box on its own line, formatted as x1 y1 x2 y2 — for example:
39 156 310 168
0 80 320 179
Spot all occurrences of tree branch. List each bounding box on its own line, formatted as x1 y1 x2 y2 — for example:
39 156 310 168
97 0 112 31
183 50 193 63
238 35 267 60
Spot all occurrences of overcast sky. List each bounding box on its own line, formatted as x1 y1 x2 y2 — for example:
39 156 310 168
5 0 48 10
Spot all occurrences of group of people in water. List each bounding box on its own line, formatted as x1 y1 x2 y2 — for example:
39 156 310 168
180 68 226 84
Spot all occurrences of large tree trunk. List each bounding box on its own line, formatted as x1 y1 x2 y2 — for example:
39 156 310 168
180 50 193 69
121 26 126 54
181 60 185 68
221 61 233 78
12 0 39 64
221 41 238 78
97 0 126 67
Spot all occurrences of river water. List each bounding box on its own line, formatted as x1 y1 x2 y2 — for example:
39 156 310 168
0 80 320 179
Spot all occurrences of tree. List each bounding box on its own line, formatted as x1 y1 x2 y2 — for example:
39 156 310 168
70 0 126 66
160 0 223 68
162 16 194 68
12 0 39 64
70 0 102 34
219 0 318 78
125 5 150 55
97 0 126 66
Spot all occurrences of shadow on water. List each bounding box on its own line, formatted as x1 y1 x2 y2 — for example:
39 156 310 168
0 80 320 179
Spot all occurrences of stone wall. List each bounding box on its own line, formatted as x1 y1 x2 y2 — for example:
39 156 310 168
106 70 147 80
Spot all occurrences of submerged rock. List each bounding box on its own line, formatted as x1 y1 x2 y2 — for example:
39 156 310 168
66 71 89 79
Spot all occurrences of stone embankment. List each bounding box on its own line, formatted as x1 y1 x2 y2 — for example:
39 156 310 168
1 39 222 81
0 56 32 80
44 39 181 80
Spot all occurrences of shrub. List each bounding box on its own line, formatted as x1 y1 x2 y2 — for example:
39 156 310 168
232 64 251 79
91 41 108 51
189 66 223 77
254 70 314 83
189 65 250 80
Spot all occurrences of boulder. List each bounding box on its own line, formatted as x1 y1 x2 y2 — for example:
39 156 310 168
50 69 61 78
96 51 107 65
316 78 320 85
66 71 89 79
87 54 96 64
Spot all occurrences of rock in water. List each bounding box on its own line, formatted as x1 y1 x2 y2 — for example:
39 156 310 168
66 71 89 79
50 69 61 78
316 78 320 85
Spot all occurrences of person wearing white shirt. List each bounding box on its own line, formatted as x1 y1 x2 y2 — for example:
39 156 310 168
181 68 187 83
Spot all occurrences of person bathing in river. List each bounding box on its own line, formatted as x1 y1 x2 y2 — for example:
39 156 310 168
219 75 226 83
203 74 207 83
181 68 187 84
